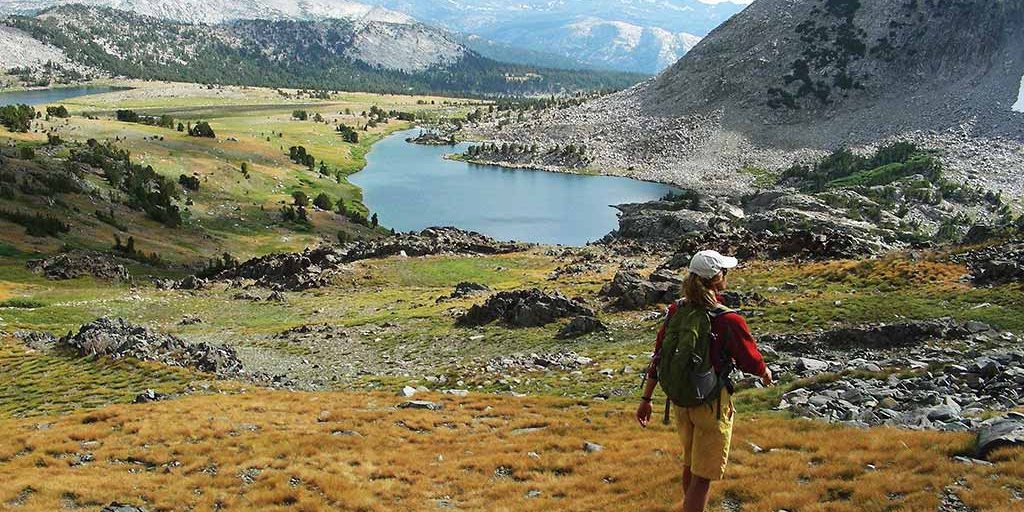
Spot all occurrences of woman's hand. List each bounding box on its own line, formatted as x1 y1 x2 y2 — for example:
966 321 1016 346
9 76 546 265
636 400 653 427
760 367 774 387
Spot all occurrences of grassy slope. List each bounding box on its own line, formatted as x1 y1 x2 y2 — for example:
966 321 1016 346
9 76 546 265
2 244 1024 395
0 81 477 262
0 389 1021 512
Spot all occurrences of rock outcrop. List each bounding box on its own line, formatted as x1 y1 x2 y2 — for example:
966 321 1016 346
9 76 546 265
59 317 243 377
27 251 130 281
761 319 964 353
953 240 1024 286
166 227 529 291
458 289 594 328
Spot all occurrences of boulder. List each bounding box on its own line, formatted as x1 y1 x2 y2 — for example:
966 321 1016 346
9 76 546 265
458 289 594 328
795 357 830 374
102 504 148 512
556 316 607 339
179 315 202 326
976 412 1024 459
398 400 443 411
720 290 771 309
437 282 490 302
134 389 168 404
175 275 210 291
601 270 677 310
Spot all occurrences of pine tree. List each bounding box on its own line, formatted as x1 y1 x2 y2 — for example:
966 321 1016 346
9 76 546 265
313 192 333 211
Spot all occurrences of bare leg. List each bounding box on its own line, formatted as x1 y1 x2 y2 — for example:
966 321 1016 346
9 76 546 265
682 475 711 512
682 466 692 494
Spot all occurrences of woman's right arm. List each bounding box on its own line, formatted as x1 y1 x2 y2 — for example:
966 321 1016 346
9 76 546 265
637 303 677 427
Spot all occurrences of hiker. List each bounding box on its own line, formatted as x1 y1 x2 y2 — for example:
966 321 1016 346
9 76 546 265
636 250 773 512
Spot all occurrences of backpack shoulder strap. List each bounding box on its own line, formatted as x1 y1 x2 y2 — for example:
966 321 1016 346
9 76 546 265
708 304 734 319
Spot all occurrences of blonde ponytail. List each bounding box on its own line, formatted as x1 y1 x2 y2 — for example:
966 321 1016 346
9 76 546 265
683 272 722 310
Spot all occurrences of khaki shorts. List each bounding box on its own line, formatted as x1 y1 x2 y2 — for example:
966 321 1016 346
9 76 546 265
674 387 734 481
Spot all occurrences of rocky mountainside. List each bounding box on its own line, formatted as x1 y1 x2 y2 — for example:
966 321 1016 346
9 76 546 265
0 24 91 72
3 5 643 94
363 0 748 73
479 0 1024 198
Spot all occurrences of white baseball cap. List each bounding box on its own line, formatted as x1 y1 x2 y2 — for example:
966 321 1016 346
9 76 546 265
689 250 738 279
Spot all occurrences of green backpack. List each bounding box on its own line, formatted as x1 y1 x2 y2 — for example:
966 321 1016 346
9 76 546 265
657 302 734 408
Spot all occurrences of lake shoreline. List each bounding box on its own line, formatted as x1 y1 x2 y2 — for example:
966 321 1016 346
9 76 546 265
351 128 678 246
441 146 686 191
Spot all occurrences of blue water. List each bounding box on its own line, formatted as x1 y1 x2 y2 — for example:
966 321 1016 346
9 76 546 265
0 86 126 106
350 129 677 245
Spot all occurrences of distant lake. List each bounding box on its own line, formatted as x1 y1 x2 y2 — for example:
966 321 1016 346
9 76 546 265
0 86 126 106
350 129 677 245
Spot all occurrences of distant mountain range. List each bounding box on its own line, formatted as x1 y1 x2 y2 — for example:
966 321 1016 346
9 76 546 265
1 4 646 94
0 0 752 74
360 0 750 73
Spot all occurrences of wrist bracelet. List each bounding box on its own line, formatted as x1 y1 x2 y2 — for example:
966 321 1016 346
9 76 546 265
640 396 653 403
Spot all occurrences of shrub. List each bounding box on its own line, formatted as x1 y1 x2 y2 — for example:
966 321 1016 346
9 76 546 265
113 235 163 265
195 252 240 278
0 104 35 132
95 207 126 231
178 174 200 191
312 193 333 211
188 121 215 138
46 105 69 118
116 109 140 123
0 298 45 308
0 208 70 237
288 146 315 169
336 124 358 143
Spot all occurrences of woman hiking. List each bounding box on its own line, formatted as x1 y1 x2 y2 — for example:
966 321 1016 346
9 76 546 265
636 250 773 512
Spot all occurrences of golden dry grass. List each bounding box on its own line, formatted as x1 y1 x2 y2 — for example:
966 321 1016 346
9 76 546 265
1 390 1021 511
